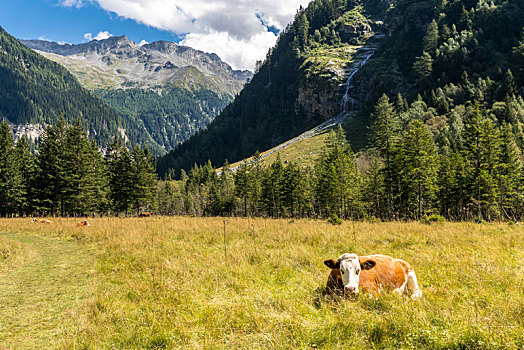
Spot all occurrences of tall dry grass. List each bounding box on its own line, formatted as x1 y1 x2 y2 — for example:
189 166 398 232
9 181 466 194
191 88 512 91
1 217 523 349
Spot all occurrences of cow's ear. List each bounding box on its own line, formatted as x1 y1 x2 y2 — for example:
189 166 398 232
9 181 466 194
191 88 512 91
360 260 376 270
324 259 340 269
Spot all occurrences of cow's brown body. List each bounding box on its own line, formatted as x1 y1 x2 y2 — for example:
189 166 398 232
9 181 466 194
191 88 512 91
76 220 90 227
139 212 151 217
326 254 418 297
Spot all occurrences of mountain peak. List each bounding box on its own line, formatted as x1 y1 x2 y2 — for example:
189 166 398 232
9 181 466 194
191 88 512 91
106 35 133 45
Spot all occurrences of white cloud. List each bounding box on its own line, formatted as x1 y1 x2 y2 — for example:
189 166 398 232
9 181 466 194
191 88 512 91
68 0 313 70
84 31 113 41
60 0 84 8
181 31 277 72
94 31 113 40
138 40 149 46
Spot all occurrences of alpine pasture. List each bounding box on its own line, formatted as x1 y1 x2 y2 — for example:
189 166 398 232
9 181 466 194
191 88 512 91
0 217 523 349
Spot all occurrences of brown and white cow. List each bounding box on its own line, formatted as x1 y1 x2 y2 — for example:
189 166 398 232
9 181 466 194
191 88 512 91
139 212 152 217
31 218 52 223
76 220 90 227
324 253 422 299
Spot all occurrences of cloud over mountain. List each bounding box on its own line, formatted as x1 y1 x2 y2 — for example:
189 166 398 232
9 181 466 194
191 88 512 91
84 31 113 41
59 0 313 70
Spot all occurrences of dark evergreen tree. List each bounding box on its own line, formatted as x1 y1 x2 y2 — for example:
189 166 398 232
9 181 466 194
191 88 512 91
106 138 135 215
14 135 35 215
0 120 23 216
371 94 399 218
131 146 158 213
315 126 359 218
462 105 501 220
396 120 439 218
496 123 522 221
423 19 439 53
33 118 67 215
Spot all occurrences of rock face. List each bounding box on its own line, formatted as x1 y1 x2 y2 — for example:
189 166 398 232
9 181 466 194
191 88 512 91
21 36 252 95
12 123 45 142
296 43 380 124
297 83 341 123
337 22 373 42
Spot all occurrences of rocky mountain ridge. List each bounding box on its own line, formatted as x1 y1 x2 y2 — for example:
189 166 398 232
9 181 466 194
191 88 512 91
21 36 252 94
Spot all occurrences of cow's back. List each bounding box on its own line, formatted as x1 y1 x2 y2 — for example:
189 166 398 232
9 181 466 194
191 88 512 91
358 255 410 295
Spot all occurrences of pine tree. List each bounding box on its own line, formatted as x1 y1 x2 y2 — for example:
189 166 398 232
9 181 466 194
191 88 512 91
315 126 358 218
362 158 384 218
14 135 35 215
62 120 89 215
503 69 517 97
34 119 67 215
234 162 250 216
89 141 109 214
131 146 158 214
397 120 439 218
218 160 235 216
107 138 135 215
437 151 468 219
280 162 306 217
462 105 501 220
413 52 433 86
496 123 522 221
423 19 439 53
0 120 23 216
260 155 284 217
371 94 399 218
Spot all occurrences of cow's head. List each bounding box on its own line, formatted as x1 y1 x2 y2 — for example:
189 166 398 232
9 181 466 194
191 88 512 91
324 253 376 295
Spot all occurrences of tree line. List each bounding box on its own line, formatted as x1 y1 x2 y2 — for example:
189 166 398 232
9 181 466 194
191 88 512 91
2 93 523 221
158 94 524 222
0 118 157 217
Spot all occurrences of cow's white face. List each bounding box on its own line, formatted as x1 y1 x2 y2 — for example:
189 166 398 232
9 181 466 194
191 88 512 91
338 253 361 294
324 253 377 295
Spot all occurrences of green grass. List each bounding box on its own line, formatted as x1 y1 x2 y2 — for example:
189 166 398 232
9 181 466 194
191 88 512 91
225 113 371 171
300 45 359 87
0 226 96 349
230 129 332 170
0 218 523 349
0 236 19 262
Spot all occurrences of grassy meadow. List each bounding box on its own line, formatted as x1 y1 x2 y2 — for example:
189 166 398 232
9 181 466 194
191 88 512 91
0 217 523 349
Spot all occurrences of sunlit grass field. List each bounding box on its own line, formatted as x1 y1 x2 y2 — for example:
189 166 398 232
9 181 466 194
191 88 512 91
1 217 523 349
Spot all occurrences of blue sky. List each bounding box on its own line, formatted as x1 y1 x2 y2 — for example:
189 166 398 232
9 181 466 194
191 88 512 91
0 0 182 45
0 0 312 70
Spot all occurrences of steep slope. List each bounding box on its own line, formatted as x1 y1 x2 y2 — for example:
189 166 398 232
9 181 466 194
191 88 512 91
158 0 524 177
0 26 127 145
21 37 252 155
157 0 386 176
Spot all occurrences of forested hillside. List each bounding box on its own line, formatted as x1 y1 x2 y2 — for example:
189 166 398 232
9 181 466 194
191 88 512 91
158 0 524 176
93 87 231 155
0 26 129 146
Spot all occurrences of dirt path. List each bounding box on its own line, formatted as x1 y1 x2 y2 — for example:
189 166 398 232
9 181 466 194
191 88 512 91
0 232 95 349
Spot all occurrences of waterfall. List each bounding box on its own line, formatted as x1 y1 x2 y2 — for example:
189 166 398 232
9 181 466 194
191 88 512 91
341 50 375 113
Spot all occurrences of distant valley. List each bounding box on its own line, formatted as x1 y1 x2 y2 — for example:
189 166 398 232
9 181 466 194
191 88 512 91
20 36 252 155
